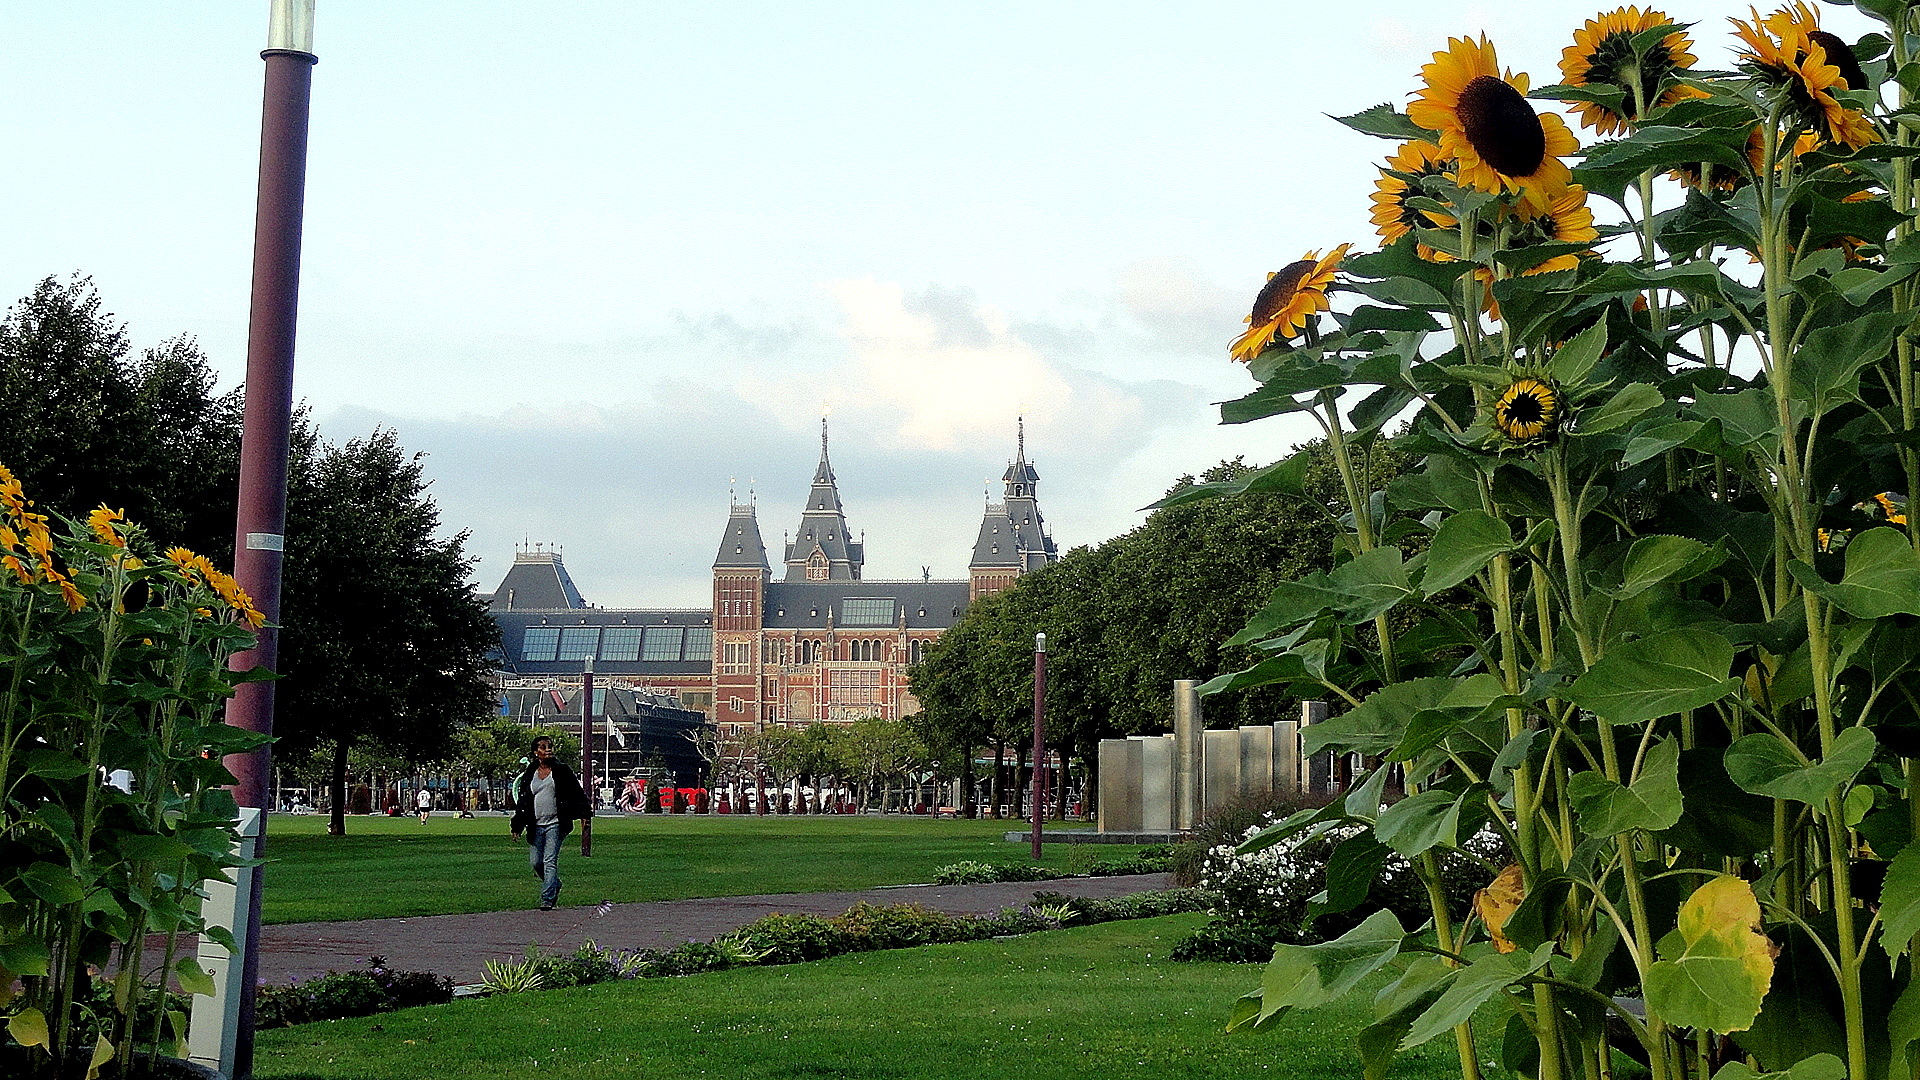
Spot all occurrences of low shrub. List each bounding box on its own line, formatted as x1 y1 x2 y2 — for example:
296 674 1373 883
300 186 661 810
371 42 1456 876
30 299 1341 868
836 902 973 950
255 958 452 1028
1167 920 1282 964
931 861 1055 885
1086 844 1175 876
1183 809 1509 952
1169 790 1331 887
639 941 738 977
724 913 854 964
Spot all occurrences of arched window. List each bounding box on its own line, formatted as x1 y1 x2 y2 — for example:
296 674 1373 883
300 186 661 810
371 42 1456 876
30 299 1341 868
807 551 828 581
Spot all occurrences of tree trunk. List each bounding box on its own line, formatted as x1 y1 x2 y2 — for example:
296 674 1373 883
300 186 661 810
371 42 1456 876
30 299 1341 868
327 739 350 836
1053 750 1067 820
961 754 976 818
989 738 1005 819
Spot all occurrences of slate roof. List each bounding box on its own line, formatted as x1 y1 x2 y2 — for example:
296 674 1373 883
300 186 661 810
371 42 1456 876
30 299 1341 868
761 580 971 630
488 550 587 611
970 429 1057 571
713 503 771 570
782 421 865 581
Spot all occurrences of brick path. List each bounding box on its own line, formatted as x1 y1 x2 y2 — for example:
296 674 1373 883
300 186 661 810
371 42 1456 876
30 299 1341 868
234 873 1173 986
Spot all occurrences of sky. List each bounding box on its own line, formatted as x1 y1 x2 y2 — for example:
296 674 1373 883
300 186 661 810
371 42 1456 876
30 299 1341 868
1 1 1877 608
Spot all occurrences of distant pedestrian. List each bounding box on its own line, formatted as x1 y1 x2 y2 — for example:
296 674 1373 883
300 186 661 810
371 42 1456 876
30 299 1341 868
416 786 433 824
509 735 592 911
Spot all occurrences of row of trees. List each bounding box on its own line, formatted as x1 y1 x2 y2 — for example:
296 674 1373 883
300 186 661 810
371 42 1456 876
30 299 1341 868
0 275 500 835
907 446 1404 814
746 716 932 811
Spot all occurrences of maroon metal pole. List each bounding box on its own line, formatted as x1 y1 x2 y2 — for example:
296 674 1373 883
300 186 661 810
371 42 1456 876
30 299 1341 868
580 661 595 857
1030 632 1046 860
224 6 316 1074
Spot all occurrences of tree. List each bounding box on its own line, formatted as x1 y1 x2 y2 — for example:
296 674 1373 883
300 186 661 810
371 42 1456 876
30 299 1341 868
833 716 928 810
0 275 239 555
273 430 500 835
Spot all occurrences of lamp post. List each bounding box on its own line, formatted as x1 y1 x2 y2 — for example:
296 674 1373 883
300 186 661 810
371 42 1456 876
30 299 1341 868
222 4 317 1073
1030 631 1046 860
580 658 594 857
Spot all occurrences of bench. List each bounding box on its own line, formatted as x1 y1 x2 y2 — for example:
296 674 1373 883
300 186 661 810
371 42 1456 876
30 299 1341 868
935 806 959 818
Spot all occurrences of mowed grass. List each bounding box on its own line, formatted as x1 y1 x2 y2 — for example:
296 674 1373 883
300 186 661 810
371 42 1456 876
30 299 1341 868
254 913 1483 1080
260 814 1134 924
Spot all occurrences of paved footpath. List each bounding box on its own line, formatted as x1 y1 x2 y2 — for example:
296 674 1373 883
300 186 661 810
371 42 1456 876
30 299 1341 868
241 873 1173 986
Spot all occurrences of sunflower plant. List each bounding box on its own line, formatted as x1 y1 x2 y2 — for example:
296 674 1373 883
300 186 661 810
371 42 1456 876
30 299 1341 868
0 463 268 1080
1189 5 1920 1080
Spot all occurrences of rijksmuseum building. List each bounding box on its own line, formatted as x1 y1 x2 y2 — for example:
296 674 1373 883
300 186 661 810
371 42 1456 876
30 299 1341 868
484 422 1058 747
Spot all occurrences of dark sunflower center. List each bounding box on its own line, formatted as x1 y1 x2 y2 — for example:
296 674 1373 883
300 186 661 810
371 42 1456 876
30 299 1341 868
1250 260 1316 323
1504 390 1548 425
1457 76 1547 177
1805 30 1866 91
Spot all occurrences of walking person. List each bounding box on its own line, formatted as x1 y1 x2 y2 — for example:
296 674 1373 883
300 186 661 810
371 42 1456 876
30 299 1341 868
416 785 433 824
509 735 592 911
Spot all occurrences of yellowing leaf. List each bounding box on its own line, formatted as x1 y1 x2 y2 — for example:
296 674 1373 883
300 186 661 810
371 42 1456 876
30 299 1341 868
84 1035 114 1080
1645 875 1775 1034
1474 864 1526 954
8 1007 50 1049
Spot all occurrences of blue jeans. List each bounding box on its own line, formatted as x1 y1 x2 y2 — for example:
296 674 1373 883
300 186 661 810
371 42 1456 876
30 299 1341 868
528 823 563 907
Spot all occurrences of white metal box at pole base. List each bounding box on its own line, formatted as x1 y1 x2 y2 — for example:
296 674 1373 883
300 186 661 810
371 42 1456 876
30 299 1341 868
188 807 263 1076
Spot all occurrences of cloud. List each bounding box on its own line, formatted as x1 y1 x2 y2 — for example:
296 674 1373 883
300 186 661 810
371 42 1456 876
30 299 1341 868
311 276 1319 611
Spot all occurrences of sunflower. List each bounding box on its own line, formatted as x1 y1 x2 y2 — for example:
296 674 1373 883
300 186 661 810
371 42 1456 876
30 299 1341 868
1369 140 1456 257
1229 244 1350 363
1560 7 1701 135
1873 492 1907 525
88 505 128 549
1466 186 1598 318
1409 35 1580 209
1493 377 1561 442
1731 4 1876 149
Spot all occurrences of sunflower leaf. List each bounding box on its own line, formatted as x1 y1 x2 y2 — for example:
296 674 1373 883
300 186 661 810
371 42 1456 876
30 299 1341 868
1643 876 1775 1034
1564 629 1739 726
1330 102 1432 141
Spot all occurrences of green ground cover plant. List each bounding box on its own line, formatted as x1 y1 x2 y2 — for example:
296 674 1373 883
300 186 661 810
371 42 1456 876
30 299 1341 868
251 914 1489 1080
259 814 1146 923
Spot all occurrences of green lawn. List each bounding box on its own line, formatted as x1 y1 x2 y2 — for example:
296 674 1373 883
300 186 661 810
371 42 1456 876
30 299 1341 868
254 913 1486 1080
260 813 1136 924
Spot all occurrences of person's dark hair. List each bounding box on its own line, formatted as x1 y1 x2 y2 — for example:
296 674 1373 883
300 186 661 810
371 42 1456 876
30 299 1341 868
530 734 553 753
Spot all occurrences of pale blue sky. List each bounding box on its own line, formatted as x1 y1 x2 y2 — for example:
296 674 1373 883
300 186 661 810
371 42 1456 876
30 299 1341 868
0 2 1874 605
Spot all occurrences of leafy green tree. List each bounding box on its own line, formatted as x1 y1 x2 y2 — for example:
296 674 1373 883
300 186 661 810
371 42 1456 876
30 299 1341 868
0 275 240 553
833 716 928 810
273 430 500 835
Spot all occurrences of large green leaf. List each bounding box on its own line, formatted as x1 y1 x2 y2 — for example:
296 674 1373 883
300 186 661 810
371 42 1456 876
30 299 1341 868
1892 978 1920 1080
1549 321 1609 387
1691 388 1788 452
1400 944 1555 1050
1375 787 1468 858
1710 1055 1846 1080
1724 727 1877 804
1644 875 1775 1034
1332 102 1432 141
1879 838 1920 959
1565 631 1740 726
1574 383 1667 437
1793 311 1918 411
1226 546 1414 643
1790 527 1920 618
1146 449 1313 509
1598 535 1724 600
1304 674 1507 757
1421 509 1513 596
1567 738 1684 836
15 861 85 905
1227 909 1407 1032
